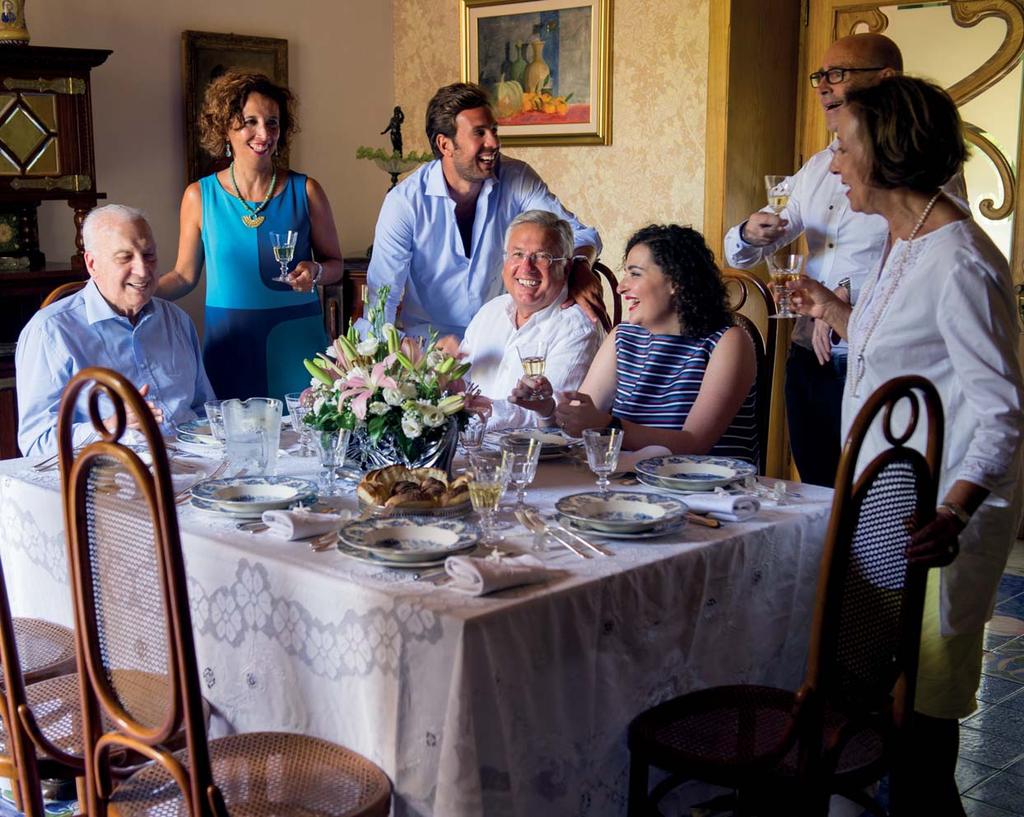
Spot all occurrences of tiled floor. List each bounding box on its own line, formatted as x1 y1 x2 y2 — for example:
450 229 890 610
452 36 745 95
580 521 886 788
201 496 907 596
956 539 1024 816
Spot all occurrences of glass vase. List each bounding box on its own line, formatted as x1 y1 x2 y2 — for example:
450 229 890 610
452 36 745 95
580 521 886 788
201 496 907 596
346 419 459 474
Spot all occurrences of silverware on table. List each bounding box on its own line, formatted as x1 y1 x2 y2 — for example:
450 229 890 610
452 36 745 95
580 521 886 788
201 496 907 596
33 432 98 472
532 511 613 557
515 509 589 559
175 459 228 505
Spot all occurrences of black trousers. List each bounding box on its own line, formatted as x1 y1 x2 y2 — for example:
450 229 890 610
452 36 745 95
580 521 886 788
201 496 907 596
784 344 846 488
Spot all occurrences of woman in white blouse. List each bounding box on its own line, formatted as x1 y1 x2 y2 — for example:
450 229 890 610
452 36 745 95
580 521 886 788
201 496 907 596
791 76 1023 815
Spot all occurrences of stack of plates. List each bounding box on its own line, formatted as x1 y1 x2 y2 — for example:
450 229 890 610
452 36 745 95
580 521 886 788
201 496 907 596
337 517 479 569
634 455 756 493
175 418 223 455
189 476 317 520
501 427 573 460
555 491 687 539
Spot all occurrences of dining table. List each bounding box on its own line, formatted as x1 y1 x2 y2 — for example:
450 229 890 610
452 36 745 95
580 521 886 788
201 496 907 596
0 443 833 817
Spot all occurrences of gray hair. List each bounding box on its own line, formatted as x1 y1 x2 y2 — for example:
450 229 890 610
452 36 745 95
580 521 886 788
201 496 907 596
82 204 149 253
504 209 574 269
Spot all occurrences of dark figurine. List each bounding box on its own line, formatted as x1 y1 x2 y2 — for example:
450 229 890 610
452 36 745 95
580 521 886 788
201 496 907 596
381 106 405 157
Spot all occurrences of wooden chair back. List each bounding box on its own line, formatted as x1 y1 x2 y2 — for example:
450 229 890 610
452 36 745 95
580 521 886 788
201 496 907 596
58 367 217 817
593 260 622 328
40 281 86 309
722 269 777 474
800 375 941 787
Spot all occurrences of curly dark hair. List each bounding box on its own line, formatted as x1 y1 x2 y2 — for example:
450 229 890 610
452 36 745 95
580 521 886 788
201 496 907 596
844 76 966 193
425 82 493 159
198 70 298 159
623 225 731 337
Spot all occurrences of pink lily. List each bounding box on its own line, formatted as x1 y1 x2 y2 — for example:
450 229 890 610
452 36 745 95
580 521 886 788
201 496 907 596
337 355 398 420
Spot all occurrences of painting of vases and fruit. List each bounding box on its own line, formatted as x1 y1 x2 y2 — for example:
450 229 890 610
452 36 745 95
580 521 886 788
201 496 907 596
461 0 611 146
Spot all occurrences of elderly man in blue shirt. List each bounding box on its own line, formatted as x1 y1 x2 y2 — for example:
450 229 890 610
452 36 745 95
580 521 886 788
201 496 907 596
16 204 214 456
364 82 605 339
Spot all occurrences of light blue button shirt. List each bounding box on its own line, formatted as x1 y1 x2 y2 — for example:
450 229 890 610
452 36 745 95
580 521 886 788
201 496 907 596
363 156 601 339
15 280 215 456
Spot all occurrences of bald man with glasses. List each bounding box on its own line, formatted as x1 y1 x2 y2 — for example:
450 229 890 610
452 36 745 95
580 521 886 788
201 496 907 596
725 33 965 487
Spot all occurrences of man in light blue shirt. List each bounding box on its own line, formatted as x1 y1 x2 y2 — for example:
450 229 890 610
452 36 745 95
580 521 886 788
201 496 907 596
364 82 604 339
16 204 214 456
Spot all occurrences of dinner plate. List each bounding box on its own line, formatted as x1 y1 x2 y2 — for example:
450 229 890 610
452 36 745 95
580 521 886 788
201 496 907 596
189 493 317 520
176 419 221 446
191 476 318 512
634 455 756 492
555 490 687 533
335 540 469 570
557 514 687 540
339 517 479 563
501 427 572 458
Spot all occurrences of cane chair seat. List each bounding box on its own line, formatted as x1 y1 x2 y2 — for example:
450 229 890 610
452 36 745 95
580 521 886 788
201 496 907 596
109 732 392 817
1 619 76 686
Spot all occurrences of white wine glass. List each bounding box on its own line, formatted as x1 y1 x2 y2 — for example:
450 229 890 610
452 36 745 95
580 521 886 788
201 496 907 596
583 427 624 497
467 452 510 557
766 252 804 320
764 175 792 214
500 436 542 509
517 340 548 401
270 230 298 283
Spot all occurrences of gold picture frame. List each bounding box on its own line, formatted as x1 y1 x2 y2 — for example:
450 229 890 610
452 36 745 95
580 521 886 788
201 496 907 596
181 30 289 184
460 0 612 146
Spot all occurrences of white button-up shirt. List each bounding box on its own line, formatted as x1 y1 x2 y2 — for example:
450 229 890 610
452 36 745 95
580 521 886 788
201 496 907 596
461 286 603 429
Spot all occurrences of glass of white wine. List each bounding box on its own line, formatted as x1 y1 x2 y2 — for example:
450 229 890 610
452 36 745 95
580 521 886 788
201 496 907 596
766 252 804 320
467 452 510 556
583 426 624 497
517 340 548 401
270 230 298 283
764 175 792 214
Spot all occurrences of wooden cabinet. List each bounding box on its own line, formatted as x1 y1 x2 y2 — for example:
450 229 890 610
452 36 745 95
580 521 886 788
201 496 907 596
321 256 368 340
0 46 110 459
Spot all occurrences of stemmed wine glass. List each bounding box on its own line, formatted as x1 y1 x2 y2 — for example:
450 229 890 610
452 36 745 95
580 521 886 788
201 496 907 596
764 175 792 214
583 427 624 497
459 412 489 462
517 340 548 401
766 252 804 320
270 230 298 283
467 452 510 557
501 436 542 509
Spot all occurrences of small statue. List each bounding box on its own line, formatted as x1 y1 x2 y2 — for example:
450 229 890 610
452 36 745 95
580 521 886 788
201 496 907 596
381 106 405 157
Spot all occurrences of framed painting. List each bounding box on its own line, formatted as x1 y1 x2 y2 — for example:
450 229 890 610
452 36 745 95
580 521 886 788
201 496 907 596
181 30 289 183
460 0 612 146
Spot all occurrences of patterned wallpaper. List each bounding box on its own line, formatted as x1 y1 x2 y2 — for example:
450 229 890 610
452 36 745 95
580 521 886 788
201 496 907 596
392 0 710 278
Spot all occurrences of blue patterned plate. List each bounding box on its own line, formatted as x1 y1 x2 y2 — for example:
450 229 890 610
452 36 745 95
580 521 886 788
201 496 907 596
555 491 687 532
176 418 221 446
192 476 318 512
558 514 687 540
501 427 572 459
339 517 479 563
635 455 756 492
189 493 317 520
336 540 473 570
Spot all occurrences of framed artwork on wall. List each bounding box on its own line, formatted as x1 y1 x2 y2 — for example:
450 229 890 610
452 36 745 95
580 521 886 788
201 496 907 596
460 0 612 146
181 30 289 183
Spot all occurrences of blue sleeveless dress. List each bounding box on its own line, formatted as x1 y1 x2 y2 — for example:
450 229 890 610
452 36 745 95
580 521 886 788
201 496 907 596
200 171 328 401
612 322 759 464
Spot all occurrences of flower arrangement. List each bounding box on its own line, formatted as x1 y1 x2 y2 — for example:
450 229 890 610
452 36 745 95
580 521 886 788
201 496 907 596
302 286 485 465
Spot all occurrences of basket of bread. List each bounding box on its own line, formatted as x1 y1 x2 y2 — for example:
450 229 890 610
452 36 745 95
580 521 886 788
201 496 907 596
356 465 472 516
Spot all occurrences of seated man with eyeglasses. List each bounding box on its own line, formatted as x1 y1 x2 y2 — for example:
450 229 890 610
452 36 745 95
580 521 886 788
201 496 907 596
723 33 966 487
436 209 603 429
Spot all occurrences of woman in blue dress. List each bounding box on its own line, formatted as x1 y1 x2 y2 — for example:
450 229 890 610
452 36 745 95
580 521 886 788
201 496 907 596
158 71 342 401
550 224 759 463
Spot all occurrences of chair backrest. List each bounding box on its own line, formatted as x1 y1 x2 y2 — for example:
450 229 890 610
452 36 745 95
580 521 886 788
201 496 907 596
40 280 86 309
58 368 217 817
593 261 622 328
804 375 941 729
722 269 777 474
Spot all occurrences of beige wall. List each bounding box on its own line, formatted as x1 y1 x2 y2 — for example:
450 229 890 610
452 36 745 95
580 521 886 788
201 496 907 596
28 0 395 332
392 0 710 274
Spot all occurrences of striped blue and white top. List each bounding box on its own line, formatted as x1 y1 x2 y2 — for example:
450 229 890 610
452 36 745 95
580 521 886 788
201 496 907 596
612 322 759 464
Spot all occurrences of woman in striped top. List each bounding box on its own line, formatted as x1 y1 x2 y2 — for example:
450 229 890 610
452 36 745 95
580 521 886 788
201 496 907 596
553 224 759 464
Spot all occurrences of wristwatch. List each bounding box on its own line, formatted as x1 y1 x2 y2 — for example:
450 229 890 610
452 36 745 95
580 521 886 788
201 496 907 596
311 261 324 288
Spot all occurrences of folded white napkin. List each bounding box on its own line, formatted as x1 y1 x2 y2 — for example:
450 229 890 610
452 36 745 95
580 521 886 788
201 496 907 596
261 508 352 540
681 492 761 522
616 445 673 474
444 554 549 596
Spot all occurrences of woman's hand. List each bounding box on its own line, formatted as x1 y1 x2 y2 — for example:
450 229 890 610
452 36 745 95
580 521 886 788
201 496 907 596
555 390 611 437
509 376 555 416
287 261 320 293
787 275 837 319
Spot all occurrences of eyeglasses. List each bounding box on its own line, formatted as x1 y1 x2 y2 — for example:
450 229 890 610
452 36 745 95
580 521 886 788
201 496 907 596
504 250 567 270
809 66 886 88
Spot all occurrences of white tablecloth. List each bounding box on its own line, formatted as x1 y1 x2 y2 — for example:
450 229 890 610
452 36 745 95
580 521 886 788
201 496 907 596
0 453 832 817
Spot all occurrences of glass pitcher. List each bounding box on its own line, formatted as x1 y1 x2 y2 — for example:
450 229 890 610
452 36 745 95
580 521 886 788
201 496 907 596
222 398 283 476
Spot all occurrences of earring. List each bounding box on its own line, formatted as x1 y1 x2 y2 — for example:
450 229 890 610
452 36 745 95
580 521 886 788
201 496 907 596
225 143 232 158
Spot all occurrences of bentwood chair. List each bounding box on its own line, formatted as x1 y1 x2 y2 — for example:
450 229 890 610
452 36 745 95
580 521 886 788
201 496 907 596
593 261 622 328
40 280 86 309
57 367 392 817
723 268 778 474
627 375 942 816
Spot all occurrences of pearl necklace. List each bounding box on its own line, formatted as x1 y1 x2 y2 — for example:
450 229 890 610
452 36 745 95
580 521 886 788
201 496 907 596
229 162 277 228
850 190 942 398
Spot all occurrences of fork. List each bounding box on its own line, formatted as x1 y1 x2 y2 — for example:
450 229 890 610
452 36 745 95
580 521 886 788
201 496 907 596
33 431 99 471
529 510 613 557
175 459 228 504
516 509 588 559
